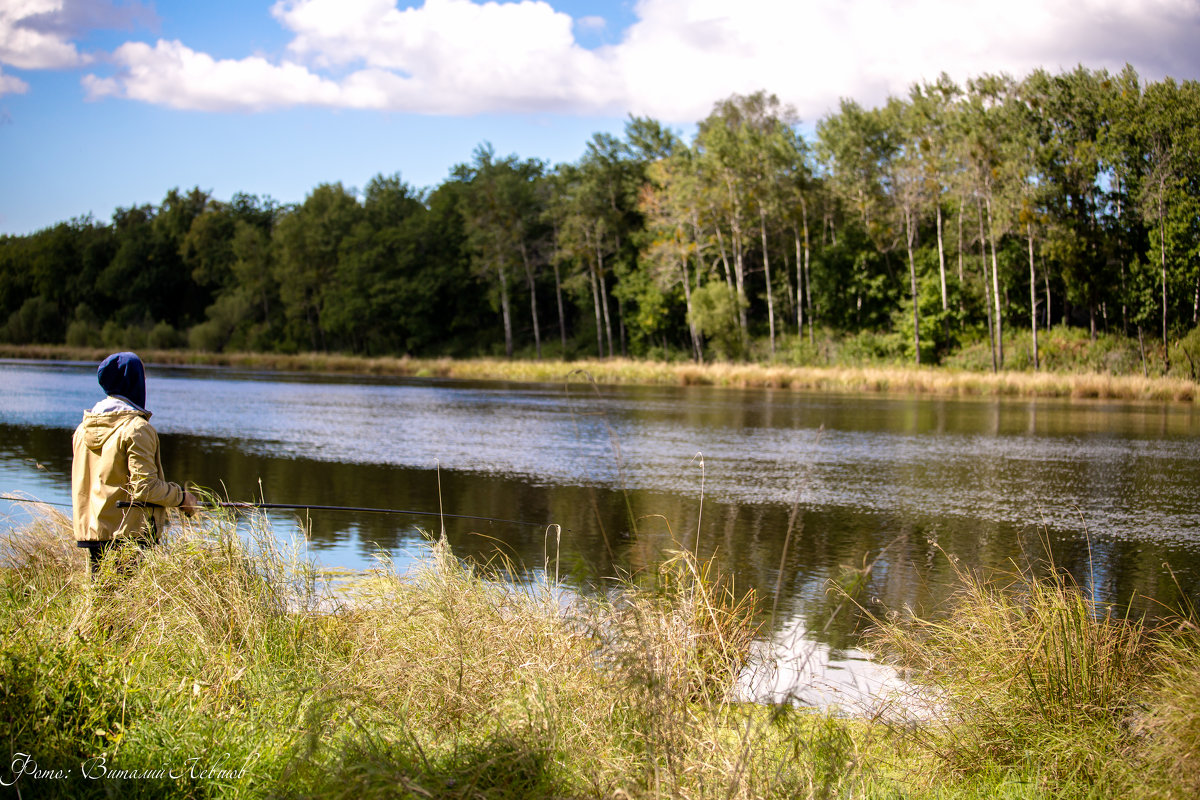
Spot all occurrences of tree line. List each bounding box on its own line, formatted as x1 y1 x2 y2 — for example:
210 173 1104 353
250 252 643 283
2 65 1198 371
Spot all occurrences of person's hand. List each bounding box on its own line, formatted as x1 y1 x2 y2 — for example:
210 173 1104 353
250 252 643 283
180 490 200 517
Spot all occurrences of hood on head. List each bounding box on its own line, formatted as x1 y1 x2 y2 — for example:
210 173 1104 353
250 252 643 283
97 352 147 412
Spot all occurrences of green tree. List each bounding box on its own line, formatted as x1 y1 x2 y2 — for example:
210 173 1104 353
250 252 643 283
640 151 706 361
779 127 819 343
1137 78 1200 371
454 145 547 358
95 188 209 333
547 134 643 358
817 99 895 337
881 95 928 364
272 183 361 352
958 75 1018 369
909 76 962 326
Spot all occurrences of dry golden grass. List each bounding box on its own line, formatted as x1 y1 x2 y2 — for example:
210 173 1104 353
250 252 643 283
6 502 1198 797
5 343 1199 402
2 504 878 799
862 547 1200 798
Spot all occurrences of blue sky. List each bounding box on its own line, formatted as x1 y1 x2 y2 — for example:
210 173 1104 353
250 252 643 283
3 0 1199 235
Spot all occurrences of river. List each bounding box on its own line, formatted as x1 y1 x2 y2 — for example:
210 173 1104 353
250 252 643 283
3 358 1199 703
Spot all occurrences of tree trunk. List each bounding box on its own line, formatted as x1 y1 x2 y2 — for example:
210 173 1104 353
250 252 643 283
794 225 804 336
733 240 749 351
680 250 702 363
978 198 997 373
936 203 948 312
714 225 735 292
782 243 795 323
1027 221 1038 371
905 206 921 366
957 195 966 324
760 208 775 357
617 295 626 357
985 196 1004 369
1114 175 1129 335
553 260 567 353
802 199 814 345
1160 184 1170 373
588 255 603 358
956 195 965 285
1193 273 1199 325
687 212 705 363
726 179 749 350
1138 325 1148 377
597 246 614 357
518 241 541 360
1044 268 1051 331
498 261 513 358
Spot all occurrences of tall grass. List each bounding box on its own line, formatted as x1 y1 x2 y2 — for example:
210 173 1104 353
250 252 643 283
863 547 1200 798
1138 629 1200 798
7 505 1198 798
0 505 884 799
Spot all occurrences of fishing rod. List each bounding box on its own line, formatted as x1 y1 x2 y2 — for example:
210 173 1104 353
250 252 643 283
0 495 70 508
116 499 549 528
0 494 550 529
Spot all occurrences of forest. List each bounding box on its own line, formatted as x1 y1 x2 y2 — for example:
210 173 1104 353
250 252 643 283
2 64 1198 372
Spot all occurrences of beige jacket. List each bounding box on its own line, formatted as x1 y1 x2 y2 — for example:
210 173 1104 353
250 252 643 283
71 406 184 543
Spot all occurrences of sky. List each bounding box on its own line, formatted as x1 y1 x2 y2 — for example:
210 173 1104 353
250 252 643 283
2 0 1199 235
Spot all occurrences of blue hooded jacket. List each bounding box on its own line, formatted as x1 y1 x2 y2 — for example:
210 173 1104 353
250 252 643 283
97 352 147 413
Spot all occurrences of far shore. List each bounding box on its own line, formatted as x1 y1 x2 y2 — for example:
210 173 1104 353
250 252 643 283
3 343 1199 403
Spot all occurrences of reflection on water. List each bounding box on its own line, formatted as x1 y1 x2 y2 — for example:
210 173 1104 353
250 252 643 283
3 359 1200 655
737 613 922 716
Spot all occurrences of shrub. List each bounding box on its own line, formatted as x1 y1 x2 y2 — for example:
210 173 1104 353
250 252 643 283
65 319 100 347
2 296 62 344
690 282 747 361
100 320 147 350
147 321 182 350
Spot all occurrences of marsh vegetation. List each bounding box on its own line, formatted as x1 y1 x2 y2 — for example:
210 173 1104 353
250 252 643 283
2 505 1197 798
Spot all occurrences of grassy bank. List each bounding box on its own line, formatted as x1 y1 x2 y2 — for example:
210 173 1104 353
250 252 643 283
2 507 1198 798
864 553 1200 799
4 341 1200 402
0 506 865 799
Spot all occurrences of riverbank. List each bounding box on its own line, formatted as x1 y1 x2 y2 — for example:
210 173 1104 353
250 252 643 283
3 507 1197 799
4 343 1199 402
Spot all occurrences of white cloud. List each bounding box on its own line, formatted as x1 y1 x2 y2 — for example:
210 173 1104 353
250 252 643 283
0 64 29 95
83 39 345 111
575 14 605 31
0 0 87 69
615 0 1200 121
66 0 1200 120
270 0 624 112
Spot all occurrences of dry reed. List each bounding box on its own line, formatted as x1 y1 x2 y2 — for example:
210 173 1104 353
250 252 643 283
4 343 1198 402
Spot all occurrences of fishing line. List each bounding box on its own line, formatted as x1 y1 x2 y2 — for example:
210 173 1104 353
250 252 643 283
1 494 551 529
0 495 70 508
116 499 549 528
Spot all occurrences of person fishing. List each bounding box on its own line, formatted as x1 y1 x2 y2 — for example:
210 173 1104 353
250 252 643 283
72 352 198 572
